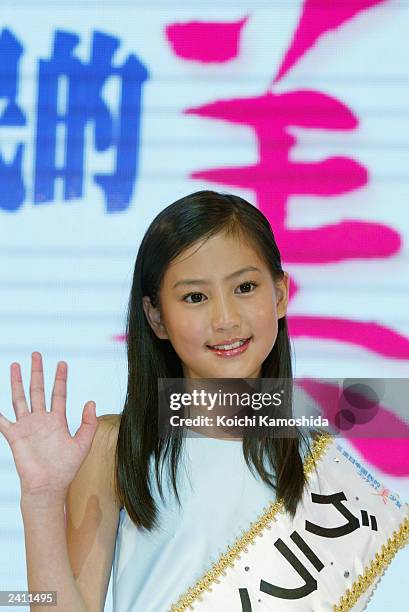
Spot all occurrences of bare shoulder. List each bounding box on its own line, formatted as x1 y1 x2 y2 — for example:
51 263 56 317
95 413 121 449
68 412 122 510
66 412 122 609
91 413 121 493
97 412 121 427
96 412 121 431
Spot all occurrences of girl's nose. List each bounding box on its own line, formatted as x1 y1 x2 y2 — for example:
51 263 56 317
211 294 241 331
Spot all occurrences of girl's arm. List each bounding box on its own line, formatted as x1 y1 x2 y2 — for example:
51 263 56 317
20 414 121 612
0 354 119 612
20 490 88 612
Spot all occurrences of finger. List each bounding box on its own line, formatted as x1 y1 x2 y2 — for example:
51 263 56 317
10 362 30 418
29 352 46 413
50 361 68 415
73 402 98 455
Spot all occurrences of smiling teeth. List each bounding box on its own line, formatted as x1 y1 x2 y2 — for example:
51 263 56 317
211 339 247 350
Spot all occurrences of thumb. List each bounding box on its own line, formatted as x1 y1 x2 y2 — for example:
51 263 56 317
73 401 98 454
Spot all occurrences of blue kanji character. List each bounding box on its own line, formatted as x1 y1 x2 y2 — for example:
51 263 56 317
0 28 26 211
34 30 148 212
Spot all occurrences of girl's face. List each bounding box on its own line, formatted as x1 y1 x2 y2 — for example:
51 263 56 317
143 231 289 379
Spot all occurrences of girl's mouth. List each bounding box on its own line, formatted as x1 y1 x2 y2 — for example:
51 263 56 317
206 337 252 357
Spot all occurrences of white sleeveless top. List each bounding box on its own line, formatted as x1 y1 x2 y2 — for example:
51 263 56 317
112 434 286 612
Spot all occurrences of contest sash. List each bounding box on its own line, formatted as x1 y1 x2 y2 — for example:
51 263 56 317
169 433 409 612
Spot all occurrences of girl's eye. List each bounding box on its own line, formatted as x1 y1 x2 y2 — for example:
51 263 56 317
183 292 206 304
182 282 258 303
236 281 258 294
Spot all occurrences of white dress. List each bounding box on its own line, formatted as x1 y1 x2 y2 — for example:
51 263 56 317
111 434 408 611
112 434 283 612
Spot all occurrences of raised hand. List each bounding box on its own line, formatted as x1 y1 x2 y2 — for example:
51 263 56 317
0 352 98 497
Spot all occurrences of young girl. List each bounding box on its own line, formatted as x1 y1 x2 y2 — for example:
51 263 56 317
0 190 407 612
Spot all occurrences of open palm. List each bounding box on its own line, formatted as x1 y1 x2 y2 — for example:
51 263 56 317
0 352 98 496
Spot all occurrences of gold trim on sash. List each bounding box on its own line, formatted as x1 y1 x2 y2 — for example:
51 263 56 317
169 432 334 612
333 513 409 611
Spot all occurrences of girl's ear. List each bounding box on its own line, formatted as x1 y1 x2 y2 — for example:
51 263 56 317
276 271 290 319
142 296 169 340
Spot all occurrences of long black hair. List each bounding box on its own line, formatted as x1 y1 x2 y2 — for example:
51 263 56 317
115 190 316 530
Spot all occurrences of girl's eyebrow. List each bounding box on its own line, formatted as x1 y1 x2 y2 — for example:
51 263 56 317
172 266 262 289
